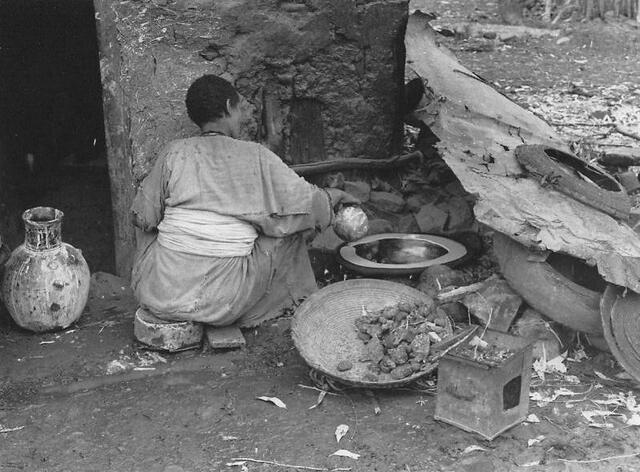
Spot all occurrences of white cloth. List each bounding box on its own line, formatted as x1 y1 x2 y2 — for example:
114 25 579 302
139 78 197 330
157 207 258 257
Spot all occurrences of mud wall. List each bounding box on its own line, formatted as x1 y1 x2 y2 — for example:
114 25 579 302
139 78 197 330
94 0 408 276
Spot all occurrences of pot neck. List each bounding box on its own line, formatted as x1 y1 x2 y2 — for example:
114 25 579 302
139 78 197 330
22 207 64 251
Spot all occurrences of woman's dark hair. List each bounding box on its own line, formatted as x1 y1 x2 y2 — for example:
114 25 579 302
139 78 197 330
185 75 240 127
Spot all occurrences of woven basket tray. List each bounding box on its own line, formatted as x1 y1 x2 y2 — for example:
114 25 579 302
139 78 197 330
292 278 458 388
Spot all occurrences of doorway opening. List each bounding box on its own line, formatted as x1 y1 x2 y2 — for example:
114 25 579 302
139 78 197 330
0 0 114 273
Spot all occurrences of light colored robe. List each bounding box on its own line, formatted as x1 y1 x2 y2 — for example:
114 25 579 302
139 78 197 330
131 135 332 327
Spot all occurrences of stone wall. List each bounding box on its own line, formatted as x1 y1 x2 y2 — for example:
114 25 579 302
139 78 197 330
96 0 409 275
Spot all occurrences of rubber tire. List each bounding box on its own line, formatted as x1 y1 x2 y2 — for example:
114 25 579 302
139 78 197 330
515 144 630 220
493 232 604 334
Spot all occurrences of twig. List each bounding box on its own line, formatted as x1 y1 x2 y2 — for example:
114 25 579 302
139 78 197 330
551 122 615 127
550 122 640 141
557 452 640 464
436 276 498 303
229 457 351 471
297 384 341 396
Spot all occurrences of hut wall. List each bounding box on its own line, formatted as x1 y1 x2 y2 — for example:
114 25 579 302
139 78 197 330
94 0 408 277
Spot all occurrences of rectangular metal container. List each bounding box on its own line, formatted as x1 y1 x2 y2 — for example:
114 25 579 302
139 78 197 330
434 329 534 440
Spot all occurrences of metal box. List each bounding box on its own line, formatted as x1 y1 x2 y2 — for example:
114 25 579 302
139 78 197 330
434 329 534 440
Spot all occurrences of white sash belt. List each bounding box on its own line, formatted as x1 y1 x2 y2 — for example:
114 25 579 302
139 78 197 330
157 207 257 257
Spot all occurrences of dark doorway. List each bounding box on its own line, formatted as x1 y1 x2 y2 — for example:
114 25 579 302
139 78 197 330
0 0 114 273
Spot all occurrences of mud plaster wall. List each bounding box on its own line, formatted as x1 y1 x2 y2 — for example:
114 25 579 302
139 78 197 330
95 0 409 276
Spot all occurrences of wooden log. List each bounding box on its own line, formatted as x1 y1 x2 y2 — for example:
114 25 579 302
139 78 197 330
290 151 423 176
93 0 136 278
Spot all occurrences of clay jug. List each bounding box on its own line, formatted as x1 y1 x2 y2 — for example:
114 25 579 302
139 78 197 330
1 207 90 332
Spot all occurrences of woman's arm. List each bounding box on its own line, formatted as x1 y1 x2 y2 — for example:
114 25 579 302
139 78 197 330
131 147 171 232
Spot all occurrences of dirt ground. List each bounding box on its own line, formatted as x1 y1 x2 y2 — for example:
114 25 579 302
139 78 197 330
2 2 640 471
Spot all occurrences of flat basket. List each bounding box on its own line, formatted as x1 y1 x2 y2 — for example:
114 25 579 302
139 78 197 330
291 278 455 388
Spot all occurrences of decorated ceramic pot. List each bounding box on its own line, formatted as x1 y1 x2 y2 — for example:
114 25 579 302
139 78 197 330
1 207 90 332
333 205 369 242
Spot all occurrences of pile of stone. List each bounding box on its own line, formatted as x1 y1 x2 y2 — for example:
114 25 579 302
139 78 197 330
311 167 476 254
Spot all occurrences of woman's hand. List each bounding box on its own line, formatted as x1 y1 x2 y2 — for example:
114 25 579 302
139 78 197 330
325 188 361 210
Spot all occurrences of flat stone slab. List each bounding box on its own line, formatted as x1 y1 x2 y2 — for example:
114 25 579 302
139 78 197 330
205 325 246 349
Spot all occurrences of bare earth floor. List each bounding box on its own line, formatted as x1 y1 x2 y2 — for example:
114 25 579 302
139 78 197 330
2 3 640 471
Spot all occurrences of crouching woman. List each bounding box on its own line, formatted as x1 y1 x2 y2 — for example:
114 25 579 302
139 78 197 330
130 75 356 327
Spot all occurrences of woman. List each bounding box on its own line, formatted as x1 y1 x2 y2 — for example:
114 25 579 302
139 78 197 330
131 75 357 327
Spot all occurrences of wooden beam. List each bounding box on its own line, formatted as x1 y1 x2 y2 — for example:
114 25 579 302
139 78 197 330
93 0 136 278
291 150 423 176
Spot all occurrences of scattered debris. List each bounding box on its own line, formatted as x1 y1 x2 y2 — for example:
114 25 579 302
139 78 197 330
525 414 540 423
532 352 567 381
0 424 25 433
308 390 327 410
256 396 287 409
330 450 360 460
527 435 545 447
462 445 488 454
229 457 352 471
335 424 349 443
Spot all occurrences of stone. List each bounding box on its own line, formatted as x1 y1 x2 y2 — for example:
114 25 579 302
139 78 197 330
134 308 203 352
417 265 465 297
321 172 345 189
406 194 432 212
440 301 469 324
415 203 448 234
436 196 474 232
310 226 344 253
462 278 523 332
511 308 563 361
205 325 246 349
397 213 420 233
344 180 371 203
367 218 395 235
369 191 405 213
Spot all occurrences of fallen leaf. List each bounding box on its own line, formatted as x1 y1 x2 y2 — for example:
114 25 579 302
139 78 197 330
331 449 360 460
627 413 640 426
527 435 545 447
335 424 349 443
308 390 327 410
594 370 613 381
526 414 540 423
462 445 487 454
256 396 287 409
582 409 613 422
